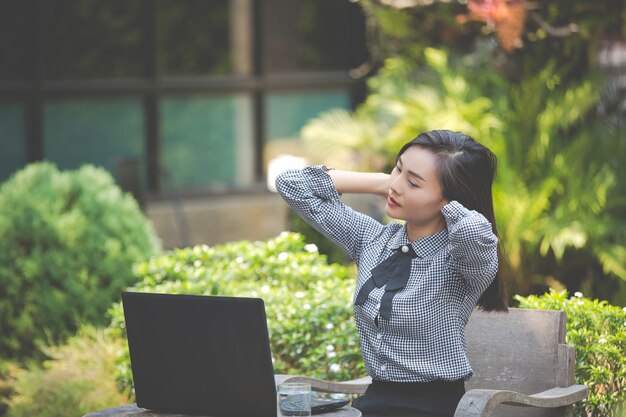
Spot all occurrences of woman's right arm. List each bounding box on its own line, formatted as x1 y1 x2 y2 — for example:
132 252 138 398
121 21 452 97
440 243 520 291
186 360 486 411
275 166 389 261
326 169 389 196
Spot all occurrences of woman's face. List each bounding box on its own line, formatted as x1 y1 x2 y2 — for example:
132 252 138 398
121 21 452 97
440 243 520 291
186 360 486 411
386 146 448 235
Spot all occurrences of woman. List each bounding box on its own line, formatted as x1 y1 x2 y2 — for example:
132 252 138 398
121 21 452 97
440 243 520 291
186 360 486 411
275 130 508 417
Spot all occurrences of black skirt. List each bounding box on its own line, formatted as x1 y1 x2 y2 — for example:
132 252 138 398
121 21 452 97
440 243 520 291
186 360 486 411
351 379 465 417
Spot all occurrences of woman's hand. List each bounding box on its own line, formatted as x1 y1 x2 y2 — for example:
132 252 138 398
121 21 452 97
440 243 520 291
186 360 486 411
326 169 390 196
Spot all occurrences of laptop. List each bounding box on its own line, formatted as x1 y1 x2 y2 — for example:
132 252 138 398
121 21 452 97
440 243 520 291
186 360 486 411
121 292 349 417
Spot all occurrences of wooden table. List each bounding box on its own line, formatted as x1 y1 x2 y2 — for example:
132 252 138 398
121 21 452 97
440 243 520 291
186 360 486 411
84 404 362 417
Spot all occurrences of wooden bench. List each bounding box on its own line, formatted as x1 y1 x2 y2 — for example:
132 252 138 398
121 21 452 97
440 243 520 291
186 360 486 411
277 308 587 417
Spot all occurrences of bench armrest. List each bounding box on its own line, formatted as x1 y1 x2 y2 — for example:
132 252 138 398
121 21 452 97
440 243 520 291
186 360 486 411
454 385 588 417
275 374 371 395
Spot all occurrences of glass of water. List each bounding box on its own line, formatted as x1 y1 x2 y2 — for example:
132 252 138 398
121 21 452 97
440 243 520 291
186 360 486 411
278 382 312 417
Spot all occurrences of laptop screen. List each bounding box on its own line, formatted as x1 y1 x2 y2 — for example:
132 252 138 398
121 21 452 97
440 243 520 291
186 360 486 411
122 292 277 417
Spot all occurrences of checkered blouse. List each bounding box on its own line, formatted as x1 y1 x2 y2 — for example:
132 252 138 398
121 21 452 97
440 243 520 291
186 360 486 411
275 165 498 382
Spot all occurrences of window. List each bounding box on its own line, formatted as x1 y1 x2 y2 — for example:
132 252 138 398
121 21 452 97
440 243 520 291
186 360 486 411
262 0 368 73
160 94 253 190
44 0 144 80
0 0 367 192
156 0 231 76
0 3 30 80
0 103 26 180
266 90 351 141
44 98 145 186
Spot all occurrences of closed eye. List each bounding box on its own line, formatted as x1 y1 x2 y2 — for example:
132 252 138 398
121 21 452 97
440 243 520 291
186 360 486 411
397 156 425 188
396 165 418 187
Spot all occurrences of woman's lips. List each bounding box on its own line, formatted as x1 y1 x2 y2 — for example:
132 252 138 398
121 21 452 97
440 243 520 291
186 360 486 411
387 195 400 208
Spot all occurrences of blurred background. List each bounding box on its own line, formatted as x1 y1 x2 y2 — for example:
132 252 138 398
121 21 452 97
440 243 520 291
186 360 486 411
1 1 626 416
1 0 626 302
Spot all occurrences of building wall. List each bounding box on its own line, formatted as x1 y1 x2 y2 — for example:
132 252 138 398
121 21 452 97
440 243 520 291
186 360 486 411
147 192 385 249
146 192 289 248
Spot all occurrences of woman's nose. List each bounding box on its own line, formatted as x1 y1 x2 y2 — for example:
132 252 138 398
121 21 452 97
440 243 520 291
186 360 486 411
389 176 401 195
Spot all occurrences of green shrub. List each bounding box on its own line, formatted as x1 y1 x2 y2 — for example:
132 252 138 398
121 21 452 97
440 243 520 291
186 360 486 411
287 209 351 265
4 327 131 417
108 232 364 394
515 290 626 417
0 361 16 416
0 162 161 361
301 50 626 301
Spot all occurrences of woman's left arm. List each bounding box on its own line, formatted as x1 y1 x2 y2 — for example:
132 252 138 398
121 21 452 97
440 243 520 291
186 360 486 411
441 201 499 293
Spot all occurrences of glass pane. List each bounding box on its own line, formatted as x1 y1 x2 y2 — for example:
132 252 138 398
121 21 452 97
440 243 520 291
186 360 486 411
262 0 368 73
44 0 144 79
266 90 350 140
157 0 231 76
44 98 145 185
0 103 26 181
298 1 368 71
0 3 31 80
160 94 253 190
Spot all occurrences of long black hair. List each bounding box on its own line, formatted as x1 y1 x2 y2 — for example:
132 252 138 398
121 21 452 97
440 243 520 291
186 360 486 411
398 130 508 312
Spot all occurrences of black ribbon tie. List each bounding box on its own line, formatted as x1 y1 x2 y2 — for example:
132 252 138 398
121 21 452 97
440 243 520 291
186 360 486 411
354 245 417 320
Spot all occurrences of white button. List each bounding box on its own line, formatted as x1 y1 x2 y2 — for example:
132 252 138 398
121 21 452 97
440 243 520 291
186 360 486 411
401 245 409 253
380 364 387 371
377 333 383 339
